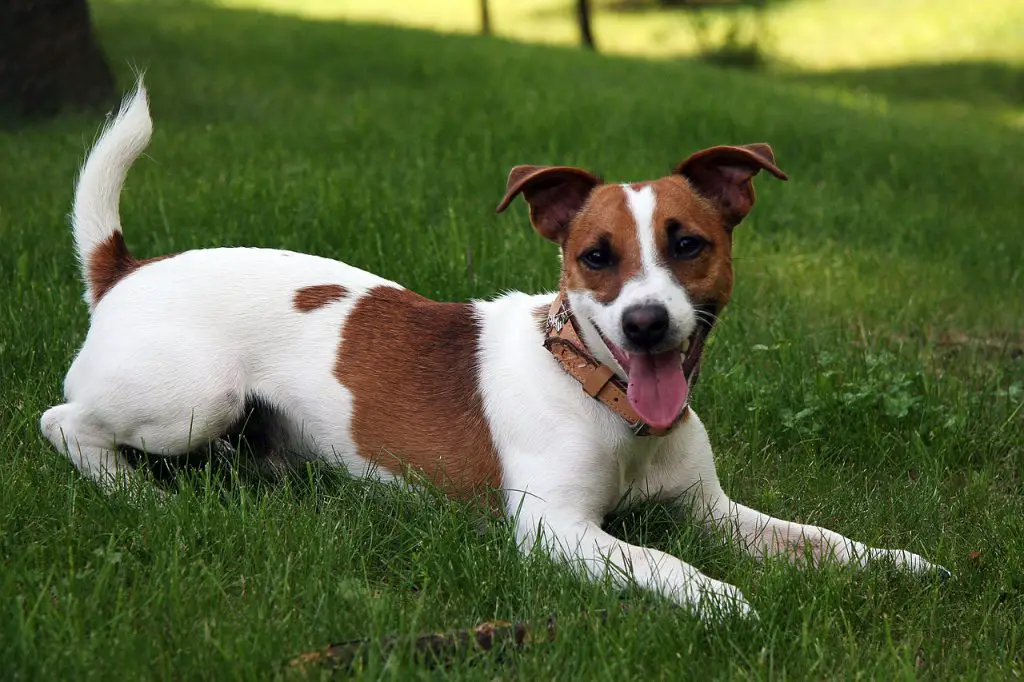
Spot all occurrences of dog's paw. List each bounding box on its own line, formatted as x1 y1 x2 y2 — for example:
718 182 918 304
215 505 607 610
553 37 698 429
878 548 951 582
681 577 757 623
921 560 952 584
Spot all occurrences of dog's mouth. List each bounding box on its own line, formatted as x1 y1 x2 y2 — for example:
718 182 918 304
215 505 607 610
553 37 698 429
597 311 714 430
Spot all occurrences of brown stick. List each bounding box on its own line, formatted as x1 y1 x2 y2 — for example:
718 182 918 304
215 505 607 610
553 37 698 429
289 618 555 671
287 605 655 671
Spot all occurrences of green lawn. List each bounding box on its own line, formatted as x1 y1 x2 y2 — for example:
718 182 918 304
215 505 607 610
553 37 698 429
1 0 1022 678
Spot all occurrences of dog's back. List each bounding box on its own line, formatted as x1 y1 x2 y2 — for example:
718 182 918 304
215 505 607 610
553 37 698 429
42 79 515 496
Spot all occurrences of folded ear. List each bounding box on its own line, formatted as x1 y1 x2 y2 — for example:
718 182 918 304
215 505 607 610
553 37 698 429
495 165 602 243
674 144 788 229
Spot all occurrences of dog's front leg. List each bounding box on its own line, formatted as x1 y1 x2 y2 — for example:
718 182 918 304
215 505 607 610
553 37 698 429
702 497 950 578
647 411 950 578
513 505 755 622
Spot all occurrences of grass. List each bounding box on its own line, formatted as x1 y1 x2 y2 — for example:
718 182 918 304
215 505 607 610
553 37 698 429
1 0 1022 678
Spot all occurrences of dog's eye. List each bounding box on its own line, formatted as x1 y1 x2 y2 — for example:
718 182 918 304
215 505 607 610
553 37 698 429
580 246 614 270
672 235 706 260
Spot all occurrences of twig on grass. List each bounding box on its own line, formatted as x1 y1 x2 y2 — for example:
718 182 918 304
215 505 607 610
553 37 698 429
288 617 554 671
287 604 658 671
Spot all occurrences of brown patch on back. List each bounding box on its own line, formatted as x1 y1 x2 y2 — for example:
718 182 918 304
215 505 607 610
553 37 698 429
650 175 735 308
88 232 175 305
335 286 502 498
294 284 348 312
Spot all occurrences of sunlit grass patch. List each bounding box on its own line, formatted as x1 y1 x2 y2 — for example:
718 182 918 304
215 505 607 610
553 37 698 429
208 0 1024 70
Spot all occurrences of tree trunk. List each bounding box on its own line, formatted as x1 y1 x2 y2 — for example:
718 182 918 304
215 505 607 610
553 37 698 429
0 0 116 123
577 0 596 50
480 0 492 36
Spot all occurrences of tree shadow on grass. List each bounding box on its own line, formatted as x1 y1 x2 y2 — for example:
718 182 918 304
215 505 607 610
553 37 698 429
783 60 1024 113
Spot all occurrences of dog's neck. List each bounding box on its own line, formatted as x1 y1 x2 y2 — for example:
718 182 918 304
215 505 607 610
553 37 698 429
554 265 625 378
561 293 626 380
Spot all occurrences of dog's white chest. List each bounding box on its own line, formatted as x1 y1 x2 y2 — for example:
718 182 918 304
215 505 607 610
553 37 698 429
615 435 670 501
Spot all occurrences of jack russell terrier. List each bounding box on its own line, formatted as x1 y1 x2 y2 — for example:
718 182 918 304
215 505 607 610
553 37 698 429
42 81 948 621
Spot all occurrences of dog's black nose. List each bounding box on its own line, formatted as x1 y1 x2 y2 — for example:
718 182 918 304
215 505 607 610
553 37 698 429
622 304 669 349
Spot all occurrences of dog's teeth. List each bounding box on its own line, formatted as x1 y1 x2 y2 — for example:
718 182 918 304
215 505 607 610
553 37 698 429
682 338 691 353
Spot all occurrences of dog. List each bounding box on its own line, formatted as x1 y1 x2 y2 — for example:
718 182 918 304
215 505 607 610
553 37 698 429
41 81 948 621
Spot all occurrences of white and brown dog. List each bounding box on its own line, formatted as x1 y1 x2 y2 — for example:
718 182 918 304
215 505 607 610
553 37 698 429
42 82 948 621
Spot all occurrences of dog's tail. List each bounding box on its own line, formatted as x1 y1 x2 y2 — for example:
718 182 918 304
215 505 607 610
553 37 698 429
72 77 153 310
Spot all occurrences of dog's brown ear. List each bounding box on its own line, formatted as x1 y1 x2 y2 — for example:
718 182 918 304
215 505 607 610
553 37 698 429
674 144 788 229
496 165 602 243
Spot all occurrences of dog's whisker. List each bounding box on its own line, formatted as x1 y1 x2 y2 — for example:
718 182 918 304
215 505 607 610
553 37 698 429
695 310 722 328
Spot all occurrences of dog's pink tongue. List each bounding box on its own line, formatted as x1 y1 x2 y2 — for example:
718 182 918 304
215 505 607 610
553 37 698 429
627 350 688 429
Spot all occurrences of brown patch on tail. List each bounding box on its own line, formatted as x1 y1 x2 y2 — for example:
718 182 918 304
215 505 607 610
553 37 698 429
87 232 174 305
294 284 349 312
335 286 502 497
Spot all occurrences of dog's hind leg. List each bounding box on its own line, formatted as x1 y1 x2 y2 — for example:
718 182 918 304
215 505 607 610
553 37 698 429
42 347 249 491
42 393 247 491
41 403 140 490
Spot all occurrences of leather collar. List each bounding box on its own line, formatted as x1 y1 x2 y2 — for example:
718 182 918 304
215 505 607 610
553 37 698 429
542 293 687 437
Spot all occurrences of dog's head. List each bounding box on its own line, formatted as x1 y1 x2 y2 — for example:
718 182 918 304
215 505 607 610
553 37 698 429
496 144 788 429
